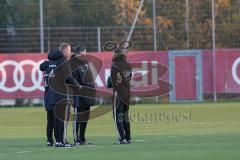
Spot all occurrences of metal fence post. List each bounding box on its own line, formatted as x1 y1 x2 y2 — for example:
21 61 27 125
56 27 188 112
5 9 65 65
47 26 50 53
185 0 190 48
97 27 101 52
152 0 157 51
39 0 44 53
212 0 217 102
152 0 158 103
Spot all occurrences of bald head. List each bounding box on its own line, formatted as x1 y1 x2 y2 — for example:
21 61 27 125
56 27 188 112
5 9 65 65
59 42 72 60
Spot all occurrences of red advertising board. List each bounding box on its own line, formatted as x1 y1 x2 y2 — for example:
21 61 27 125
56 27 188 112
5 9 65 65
0 51 168 98
0 49 240 98
202 49 240 93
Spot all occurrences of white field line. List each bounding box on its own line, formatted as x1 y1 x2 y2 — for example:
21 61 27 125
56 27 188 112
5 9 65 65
16 151 31 154
152 137 163 140
188 122 240 124
134 139 146 142
0 110 41 117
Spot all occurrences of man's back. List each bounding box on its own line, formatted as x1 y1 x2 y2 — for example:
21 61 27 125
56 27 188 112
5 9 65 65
111 53 132 105
70 55 96 107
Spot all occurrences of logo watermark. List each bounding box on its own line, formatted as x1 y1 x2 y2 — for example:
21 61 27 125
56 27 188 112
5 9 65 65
129 109 192 123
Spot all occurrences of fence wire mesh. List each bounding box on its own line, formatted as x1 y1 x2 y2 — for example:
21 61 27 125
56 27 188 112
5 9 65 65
0 0 239 53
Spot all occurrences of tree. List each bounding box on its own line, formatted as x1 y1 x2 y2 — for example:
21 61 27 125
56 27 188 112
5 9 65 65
69 0 117 27
113 0 153 49
43 0 72 27
215 0 240 48
0 0 8 28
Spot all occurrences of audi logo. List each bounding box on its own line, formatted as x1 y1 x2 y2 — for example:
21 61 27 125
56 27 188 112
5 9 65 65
0 60 45 93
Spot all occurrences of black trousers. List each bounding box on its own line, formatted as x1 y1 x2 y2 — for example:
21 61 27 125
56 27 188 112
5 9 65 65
46 110 56 143
113 93 131 141
78 105 90 141
73 105 90 142
54 116 64 143
46 110 64 143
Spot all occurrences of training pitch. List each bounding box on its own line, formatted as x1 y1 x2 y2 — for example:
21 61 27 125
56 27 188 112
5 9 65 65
0 102 240 160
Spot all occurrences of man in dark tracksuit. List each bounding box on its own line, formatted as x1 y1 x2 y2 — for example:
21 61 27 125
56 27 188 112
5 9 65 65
107 48 132 144
40 49 79 147
70 46 96 145
40 60 56 146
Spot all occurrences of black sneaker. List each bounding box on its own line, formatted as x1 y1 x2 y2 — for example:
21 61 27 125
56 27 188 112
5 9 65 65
62 140 73 147
56 142 73 148
126 140 132 144
114 139 128 144
47 141 54 146
62 143 72 147
79 140 92 145
55 142 61 147
74 140 81 146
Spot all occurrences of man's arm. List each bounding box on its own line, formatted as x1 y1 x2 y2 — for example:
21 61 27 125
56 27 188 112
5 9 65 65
39 60 49 71
107 76 113 88
58 58 80 86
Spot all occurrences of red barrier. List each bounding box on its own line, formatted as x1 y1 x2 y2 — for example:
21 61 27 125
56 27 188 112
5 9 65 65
0 49 240 98
0 53 47 98
202 49 240 93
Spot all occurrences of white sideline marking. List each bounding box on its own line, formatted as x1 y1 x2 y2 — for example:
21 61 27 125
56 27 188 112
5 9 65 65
84 145 96 147
189 122 240 124
134 139 145 142
2 110 41 117
0 154 7 156
0 127 38 129
16 151 31 154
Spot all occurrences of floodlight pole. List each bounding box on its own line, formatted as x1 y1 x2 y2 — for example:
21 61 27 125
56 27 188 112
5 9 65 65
127 0 145 42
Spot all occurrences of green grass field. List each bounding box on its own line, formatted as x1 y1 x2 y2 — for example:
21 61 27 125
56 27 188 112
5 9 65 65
0 102 240 160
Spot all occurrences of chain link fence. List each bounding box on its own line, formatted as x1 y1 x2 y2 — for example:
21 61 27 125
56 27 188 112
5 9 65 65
0 0 239 53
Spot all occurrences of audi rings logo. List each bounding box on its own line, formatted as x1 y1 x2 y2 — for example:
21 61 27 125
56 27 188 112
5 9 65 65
0 60 45 93
232 57 240 85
